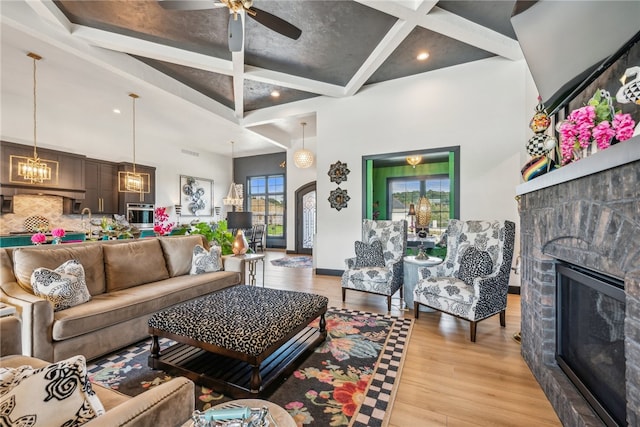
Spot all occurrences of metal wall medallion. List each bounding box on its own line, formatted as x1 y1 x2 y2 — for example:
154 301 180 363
328 161 350 184
328 187 350 211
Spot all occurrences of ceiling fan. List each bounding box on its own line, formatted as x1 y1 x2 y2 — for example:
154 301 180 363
158 0 302 52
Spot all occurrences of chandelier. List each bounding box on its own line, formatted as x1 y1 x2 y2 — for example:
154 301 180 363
293 122 314 168
118 93 150 199
406 155 422 168
223 141 243 207
11 52 58 184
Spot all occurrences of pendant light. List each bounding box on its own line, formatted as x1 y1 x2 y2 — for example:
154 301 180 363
293 122 314 168
118 93 150 200
223 141 243 207
11 52 58 184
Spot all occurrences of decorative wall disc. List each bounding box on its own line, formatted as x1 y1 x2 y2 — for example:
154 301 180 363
328 161 350 184
328 187 350 211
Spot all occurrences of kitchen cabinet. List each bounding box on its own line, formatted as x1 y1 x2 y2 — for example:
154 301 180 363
1 141 86 203
82 159 117 214
118 163 156 209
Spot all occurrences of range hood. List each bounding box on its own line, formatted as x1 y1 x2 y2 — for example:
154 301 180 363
0 183 85 200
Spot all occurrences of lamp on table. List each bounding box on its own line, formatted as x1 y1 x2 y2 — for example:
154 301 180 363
227 212 252 255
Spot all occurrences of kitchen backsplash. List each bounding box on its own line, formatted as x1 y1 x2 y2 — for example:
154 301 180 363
0 195 87 234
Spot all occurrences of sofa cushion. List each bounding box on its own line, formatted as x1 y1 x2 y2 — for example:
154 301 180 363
190 245 223 274
103 239 169 292
31 260 91 312
354 240 385 267
457 247 494 286
13 244 106 296
51 271 240 341
159 235 205 277
0 355 105 426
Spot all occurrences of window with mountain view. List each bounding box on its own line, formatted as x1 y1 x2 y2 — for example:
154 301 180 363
389 175 450 229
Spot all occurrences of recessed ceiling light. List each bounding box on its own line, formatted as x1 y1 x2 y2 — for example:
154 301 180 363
417 52 430 61
271 90 280 98
113 108 121 114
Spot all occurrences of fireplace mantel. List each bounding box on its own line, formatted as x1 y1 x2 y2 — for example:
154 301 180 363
516 134 640 196
518 146 640 426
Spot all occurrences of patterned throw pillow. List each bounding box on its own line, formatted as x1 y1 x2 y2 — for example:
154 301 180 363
0 355 105 426
190 245 223 275
31 260 91 312
354 240 386 268
457 247 494 286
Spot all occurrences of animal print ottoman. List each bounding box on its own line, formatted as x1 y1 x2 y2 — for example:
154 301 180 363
148 285 328 397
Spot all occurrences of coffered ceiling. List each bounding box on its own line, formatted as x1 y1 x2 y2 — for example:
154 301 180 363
1 0 523 156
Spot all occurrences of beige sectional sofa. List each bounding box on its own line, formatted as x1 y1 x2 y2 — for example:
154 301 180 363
0 235 244 362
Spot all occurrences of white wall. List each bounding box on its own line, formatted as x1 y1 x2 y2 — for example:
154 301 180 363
314 57 535 272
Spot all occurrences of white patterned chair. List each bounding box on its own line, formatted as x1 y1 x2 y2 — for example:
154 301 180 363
413 219 515 342
342 219 407 312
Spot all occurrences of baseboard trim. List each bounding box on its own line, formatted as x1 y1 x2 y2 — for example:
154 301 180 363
508 286 521 295
315 268 343 277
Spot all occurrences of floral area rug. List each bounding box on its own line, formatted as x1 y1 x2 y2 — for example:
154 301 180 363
270 256 313 268
86 308 412 427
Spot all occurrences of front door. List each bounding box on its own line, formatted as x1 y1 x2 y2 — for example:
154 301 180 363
295 182 316 255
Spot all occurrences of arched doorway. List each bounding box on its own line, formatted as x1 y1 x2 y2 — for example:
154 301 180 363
295 181 316 255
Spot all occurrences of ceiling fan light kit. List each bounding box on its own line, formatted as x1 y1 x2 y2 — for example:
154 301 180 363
159 0 301 52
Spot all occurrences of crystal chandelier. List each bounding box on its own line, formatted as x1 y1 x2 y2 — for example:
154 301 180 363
293 122 314 168
14 53 58 184
223 141 243 207
118 93 150 199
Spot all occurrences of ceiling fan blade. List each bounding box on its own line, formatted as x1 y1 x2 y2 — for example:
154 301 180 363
228 14 243 52
246 6 301 40
157 0 222 11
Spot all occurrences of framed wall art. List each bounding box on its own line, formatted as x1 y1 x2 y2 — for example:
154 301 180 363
328 161 350 184
328 187 350 211
180 175 213 216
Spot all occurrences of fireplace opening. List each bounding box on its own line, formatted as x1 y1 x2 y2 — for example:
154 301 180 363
556 262 626 426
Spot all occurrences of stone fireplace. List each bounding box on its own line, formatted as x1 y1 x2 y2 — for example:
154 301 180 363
517 139 640 426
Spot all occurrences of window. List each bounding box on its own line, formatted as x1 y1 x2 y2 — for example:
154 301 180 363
389 175 450 229
248 175 285 238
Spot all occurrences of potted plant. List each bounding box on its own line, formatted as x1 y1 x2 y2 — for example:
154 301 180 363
187 220 235 255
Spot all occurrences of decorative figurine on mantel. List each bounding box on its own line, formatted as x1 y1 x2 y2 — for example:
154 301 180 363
521 96 557 181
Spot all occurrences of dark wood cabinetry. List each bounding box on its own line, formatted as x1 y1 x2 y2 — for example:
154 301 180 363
82 159 117 214
1 141 156 216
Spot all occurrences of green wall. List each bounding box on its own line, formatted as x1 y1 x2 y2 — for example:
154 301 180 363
371 161 449 220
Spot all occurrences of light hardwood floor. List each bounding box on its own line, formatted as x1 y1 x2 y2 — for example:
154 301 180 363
256 250 561 427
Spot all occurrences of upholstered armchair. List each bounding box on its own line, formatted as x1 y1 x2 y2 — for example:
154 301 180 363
413 219 515 342
342 219 407 312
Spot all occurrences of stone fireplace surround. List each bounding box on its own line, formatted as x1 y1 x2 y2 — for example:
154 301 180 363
517 138 640 426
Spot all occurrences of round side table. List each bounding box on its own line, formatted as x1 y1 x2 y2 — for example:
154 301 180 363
403 255 442 311
216 399 296 427
183 399 296 427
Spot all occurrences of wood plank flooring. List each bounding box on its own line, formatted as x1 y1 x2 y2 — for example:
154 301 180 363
256 250 561 426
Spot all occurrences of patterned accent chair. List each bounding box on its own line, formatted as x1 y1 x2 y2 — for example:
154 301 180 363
342 219 407 312
413 219 515 342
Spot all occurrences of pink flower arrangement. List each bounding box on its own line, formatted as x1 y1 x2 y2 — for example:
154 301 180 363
51 228 66 238
558 90 636 165
31 232 46 245
153 206 174 236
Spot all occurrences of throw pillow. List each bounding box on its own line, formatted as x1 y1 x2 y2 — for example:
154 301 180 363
0 355 105 426
31 260 91 312
354 240 386 268
190 245 223 275
457 247 494 286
